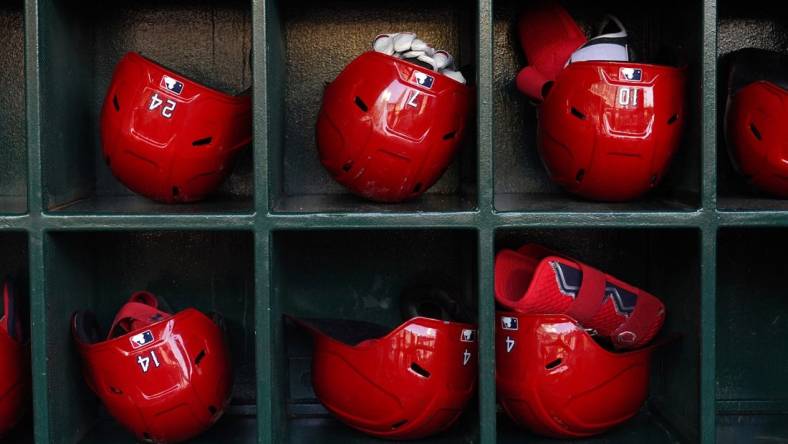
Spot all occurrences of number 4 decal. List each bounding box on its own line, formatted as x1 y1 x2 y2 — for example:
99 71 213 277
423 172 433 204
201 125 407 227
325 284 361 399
137 350 161 373
149 93 177 119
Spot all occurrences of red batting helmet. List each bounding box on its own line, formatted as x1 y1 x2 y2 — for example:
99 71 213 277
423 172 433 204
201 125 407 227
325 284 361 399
100 52 252 203
538 61 686 201
496 312 657 438
724 48 788 197
0 280 30 436
316 51 470 202
289 316 477 439
72 291 233 443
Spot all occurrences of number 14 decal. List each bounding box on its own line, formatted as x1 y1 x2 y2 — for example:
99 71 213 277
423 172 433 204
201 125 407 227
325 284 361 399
137 350 161 373
149 93 176 118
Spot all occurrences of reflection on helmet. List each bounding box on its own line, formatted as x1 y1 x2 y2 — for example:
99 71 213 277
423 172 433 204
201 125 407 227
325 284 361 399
100 52 252 203
71 291 233 444
288 316 477 439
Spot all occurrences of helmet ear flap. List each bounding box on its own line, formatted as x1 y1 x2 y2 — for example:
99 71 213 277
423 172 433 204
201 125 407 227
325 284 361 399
72 311 102 345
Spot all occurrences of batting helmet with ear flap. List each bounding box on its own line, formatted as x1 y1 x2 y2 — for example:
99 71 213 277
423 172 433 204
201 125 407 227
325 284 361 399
0 280 30 437
288 315 477 439
101 52 252 203
72 291 233 444
724 48 788 197
496 313 659 438
538 61 687 201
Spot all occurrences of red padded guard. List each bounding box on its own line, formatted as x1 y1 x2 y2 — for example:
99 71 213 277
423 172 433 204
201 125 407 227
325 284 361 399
515 1 587 101
612 289 664 347
565 263 607 325
108 291 171 340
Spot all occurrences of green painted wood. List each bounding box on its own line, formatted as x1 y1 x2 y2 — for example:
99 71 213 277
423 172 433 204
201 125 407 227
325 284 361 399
0 0 783 442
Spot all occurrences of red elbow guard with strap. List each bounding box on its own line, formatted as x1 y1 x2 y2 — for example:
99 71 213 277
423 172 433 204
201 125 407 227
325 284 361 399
494 244 665 349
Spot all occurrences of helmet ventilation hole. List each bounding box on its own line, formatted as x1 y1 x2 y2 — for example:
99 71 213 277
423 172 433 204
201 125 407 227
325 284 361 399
575 169 585 182
650 175 658 186
354 96 368 112
667 114 679 125
570 107 586 120
143 432 153 442
172 187 180 197
442 131 457 140
192 137 213 146
412 183 422 193
109 386 123 395
195 349 206 365
341 161 353 172
750 123 762 141
545 358 562 370
208 405 218 415
391 420 408 430
409 362 431 378
541 81 554 98
112 95 120 112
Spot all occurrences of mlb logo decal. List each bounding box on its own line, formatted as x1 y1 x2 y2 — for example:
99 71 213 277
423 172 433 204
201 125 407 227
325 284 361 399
501 316 518 331
620 67 643 82
130 330 155 349
460 329 476 342
160 75 184 95
412 71 435 89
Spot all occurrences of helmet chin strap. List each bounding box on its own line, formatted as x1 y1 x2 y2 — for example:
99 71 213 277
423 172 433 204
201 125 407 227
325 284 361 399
372 32 467 84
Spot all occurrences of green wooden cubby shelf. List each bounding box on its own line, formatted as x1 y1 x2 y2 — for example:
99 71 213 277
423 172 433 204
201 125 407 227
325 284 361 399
0 0 785 442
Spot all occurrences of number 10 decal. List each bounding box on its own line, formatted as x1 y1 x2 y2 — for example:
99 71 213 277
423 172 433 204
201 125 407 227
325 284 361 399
149 93 177 118
618 87 640 107
137 350 161 373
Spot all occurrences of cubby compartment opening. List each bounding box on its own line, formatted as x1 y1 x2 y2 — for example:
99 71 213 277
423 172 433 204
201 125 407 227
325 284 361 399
493 0 702 212
39 0 253 214
0 0 27 214
716 1 788 211
0 231 31 443
271 229 480 443
716 229 788 442
266 0 478 213
43 231 256 443
494 228 700 443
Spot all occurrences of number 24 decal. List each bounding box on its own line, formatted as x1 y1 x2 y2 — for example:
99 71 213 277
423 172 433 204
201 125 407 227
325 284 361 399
137 350 161 373
149 93 176 118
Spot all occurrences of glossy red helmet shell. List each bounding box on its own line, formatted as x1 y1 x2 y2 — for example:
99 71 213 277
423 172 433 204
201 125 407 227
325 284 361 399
100 52 252 203
724 49 788 197
496 313 655 438
538 62 687 201
0 280 30 436
316 51 471 202
72 292 233 443
290 316 478 439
